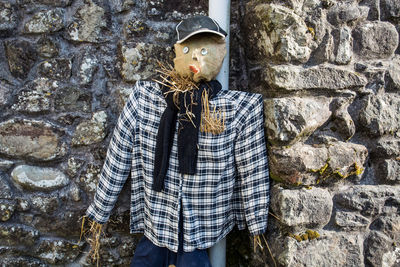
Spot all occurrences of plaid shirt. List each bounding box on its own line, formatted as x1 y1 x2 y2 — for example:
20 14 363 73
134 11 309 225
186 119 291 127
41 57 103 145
86 80 270 252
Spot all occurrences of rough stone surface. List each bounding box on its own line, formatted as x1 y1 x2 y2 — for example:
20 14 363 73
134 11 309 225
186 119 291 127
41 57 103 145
353 21 398 60
110 82 134 112
325 143 368 180
329 97 356 141
274 231 364 267
0 200 15 221
118 236 139 257
335 26 352 65
54 86 91 112
327 2 368 25
0 79 12 107
68 183 81 202
245 3 313 63
123 19 150 39
31 195 59 213
361 66 387 94
334 185 400 217
370 214 400 237
0 175 13 199
265 65 367 91
0 119 67 160
78 164 100 193
0 257 46 267
386 55 400 92
358 93 400 136
264 96 331 145
0 159 14 171
375 159 400 184
31 210 82 238
65 0 107 43
0 2 18 35
109 0 135 13
0 224 40 246
380 0 400 21
270 185 333 228
16 198 30 211
364 231 400 267
37 58 72 81
372 136 400 158
359 0 380 20
12 78 59 113
78 50 98 85
37 36 60 58
18 0 72 7
11 165 69 191
35 238 82 264
334 211 370 230
4 39 37 79
72 111 107 146
24 8 64 33
67 157 84 177
118 41 173 82
310 28 334 64
269 141 368 185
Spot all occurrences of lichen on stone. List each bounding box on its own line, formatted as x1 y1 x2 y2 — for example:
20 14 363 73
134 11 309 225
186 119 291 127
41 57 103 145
11 165 69 191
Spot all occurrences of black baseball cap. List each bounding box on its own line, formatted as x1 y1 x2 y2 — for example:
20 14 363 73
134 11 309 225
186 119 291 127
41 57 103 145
175 15 227 44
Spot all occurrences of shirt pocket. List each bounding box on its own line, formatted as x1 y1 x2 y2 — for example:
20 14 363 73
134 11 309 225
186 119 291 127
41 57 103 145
197 127 235 162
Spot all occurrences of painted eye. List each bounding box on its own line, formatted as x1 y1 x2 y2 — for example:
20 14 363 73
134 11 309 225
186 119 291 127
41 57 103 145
201 48 208 56
183 46 189 54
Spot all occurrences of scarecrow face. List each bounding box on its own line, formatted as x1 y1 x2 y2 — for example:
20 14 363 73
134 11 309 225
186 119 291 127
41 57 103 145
173 34 226 83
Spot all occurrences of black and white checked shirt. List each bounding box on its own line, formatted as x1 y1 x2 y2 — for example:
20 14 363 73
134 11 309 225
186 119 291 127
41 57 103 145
86 80 270 252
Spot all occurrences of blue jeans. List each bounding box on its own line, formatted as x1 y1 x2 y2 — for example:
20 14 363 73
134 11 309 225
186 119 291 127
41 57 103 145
130 202 212 267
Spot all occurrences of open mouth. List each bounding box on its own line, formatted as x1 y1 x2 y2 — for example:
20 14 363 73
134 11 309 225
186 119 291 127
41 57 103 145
189 65 200 74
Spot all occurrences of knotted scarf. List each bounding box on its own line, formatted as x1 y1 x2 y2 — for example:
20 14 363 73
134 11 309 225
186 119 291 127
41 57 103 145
152 80 222 192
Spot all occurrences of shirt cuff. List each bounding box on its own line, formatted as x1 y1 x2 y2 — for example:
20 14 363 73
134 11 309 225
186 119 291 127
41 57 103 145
85 203 110 224
247 210 268 236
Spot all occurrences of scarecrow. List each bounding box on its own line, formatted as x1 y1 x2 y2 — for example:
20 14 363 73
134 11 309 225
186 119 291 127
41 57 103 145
80 15 270 267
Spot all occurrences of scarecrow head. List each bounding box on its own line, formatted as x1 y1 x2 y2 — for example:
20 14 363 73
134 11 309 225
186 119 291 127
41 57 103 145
173 16 227 83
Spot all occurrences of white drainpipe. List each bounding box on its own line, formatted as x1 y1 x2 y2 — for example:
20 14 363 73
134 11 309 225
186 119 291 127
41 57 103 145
209 0 231 91
208 1 231 266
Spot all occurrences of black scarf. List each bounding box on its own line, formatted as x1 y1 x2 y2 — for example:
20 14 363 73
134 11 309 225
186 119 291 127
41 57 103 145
152 80 222 192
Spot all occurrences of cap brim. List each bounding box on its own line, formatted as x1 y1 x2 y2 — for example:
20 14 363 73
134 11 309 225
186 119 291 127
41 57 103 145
176 29 226 44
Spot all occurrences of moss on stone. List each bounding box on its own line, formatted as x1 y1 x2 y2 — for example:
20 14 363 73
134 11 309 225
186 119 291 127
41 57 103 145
306 229 320 240
270 172 285 183
288 229 320 242
307 27 315 39
309 157 364 184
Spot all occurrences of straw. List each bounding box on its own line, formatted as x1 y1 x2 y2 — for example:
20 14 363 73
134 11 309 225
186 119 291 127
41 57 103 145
153 61 225 134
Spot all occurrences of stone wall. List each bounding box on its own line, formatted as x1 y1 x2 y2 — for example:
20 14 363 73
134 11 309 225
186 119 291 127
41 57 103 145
0 0 399 266
243 0 400 266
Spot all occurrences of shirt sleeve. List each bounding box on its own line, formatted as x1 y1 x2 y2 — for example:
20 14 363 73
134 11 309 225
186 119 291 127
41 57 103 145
234 94 270 236
85 82 139 224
